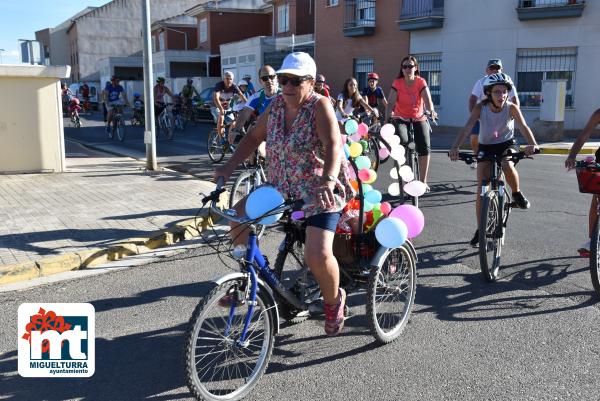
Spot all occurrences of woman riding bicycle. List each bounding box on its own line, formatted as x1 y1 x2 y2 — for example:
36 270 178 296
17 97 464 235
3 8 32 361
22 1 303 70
214 52 355 336
449 73 539 247
336 77 377 131
565 108 600 254
386 56 437 189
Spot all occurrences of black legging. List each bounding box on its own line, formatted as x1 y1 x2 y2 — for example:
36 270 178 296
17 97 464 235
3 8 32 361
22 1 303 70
393 119 431 156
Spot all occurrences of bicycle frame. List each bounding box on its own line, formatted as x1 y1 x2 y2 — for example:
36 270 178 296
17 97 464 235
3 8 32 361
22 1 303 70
480 157 511 239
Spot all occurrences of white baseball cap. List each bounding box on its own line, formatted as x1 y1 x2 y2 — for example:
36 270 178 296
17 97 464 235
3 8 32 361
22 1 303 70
276 52 316 78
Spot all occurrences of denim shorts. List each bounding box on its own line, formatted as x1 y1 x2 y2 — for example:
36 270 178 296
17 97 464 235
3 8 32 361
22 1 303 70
305 212 342 232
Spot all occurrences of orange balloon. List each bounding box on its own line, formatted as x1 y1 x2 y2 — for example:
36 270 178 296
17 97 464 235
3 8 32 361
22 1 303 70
350 179 359 191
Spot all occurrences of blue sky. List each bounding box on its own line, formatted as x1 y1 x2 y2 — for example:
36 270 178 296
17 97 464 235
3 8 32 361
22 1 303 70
0 0 110 64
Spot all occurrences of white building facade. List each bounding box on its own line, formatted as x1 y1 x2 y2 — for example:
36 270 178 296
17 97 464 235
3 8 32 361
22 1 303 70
403 0 600 131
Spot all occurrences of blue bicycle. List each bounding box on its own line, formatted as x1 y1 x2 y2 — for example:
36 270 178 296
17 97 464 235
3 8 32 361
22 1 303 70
185 178 417 400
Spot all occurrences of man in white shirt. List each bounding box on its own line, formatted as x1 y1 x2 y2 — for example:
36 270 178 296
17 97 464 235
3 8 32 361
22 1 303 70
468 58 519 154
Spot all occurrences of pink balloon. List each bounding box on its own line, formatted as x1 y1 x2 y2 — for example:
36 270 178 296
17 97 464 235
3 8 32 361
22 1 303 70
351 133 362 142
378 147 390 160
389 204 425 238
341 135 348 144
357 123 369 136
380 201 392 216
358 168 371 181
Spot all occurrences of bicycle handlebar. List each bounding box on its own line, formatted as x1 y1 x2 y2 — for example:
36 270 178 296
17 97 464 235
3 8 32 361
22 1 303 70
453 149 540 165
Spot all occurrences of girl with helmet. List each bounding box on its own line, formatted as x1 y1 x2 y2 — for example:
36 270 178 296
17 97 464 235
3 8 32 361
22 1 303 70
449 72 539 247
361 72 387 123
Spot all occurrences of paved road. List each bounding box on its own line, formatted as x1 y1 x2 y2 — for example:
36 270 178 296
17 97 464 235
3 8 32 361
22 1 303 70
1 146 598 400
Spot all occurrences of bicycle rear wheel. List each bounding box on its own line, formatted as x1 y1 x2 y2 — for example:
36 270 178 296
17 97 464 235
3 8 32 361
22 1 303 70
479 191 502 282
164 116 174 140
185 279 275 401
590 219 600 298
207 129 226 163
366 244 416 344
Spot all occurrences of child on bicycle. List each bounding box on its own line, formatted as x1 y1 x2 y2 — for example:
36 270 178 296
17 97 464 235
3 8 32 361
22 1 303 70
361 72 387 124
565 108 600 254
336 77 377 132
449 73 539 247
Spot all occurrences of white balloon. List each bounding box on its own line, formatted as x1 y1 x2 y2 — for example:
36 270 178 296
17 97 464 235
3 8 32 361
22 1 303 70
396 155 406 166
380 123 395 138
387 135 401 146
390 147 404 161
389 168 399 179
401 171 414 182
399 165 414 181
404 180 427 197
388 182 401 196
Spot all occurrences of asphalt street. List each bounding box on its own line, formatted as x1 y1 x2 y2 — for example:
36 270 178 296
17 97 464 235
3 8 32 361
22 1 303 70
1 127 599 400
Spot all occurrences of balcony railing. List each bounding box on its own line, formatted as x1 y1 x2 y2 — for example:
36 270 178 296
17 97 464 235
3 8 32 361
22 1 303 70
397 0 444 31
343 0 376 37
516 0 585 20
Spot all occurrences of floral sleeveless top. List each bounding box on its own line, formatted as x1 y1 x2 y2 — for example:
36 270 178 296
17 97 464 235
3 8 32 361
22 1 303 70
266 92 355 217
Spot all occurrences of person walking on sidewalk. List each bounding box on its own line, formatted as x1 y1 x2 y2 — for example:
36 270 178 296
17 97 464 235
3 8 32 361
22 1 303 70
565 108 600 254
214 52 355 336
469 59 519 156
449 73 539 247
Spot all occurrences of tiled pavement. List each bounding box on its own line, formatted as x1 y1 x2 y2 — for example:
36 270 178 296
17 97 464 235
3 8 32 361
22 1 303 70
0 152 213 266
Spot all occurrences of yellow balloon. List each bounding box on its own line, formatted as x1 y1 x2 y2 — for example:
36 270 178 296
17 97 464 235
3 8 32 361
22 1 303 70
364 169 377 184
349 142 363 158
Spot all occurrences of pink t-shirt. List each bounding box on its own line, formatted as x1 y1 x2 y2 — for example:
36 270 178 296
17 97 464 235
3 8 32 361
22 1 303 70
392 76 427 120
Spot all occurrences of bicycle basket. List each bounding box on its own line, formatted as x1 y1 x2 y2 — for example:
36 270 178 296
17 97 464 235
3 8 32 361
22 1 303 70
576 164 600 194
333 230 378 271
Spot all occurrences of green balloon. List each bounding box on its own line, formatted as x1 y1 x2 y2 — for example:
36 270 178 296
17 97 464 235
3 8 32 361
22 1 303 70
360 140 369 151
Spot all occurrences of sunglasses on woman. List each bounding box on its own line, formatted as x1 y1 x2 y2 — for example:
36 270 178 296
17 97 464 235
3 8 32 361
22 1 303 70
260 74 277 82
277 75 311 87
402 64 416 69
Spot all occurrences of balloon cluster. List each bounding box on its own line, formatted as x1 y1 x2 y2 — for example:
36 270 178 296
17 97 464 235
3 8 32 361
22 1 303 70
339 120 426 249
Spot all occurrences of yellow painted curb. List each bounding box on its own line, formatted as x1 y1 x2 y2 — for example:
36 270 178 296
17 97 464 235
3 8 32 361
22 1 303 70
0 261 39 285
0 192 229 286
38 254 81 277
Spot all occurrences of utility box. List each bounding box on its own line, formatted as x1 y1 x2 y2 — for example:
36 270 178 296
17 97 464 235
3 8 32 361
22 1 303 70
540 79 567 122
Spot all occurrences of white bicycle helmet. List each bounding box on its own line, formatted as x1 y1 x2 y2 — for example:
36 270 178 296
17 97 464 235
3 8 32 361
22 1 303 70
483 73 513 93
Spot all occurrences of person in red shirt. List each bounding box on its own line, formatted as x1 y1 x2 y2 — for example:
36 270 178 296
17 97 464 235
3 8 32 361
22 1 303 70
386 55 437 188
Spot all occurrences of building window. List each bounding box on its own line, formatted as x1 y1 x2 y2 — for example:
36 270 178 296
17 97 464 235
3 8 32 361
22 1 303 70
344 0 376 29
414 53 442 106
353 57 374 91
516 47 577 108
327 0 339 5
278 4 289 33
158 31 165 51
199 18 207 43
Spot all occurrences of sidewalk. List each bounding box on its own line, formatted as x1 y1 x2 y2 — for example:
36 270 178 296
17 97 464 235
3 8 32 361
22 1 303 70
0 142 219 285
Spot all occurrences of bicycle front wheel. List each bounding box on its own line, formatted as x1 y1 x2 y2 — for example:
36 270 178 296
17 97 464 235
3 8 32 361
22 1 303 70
229 170 265 238
207 129 226 163
479 191 502 282
590 219 600 298
366 244 416 344
116 118 125 141
366 136 380 172
185 279 275 401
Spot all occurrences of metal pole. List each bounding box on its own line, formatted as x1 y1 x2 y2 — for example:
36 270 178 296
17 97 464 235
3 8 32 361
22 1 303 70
0 49 4 64
142 0 157 170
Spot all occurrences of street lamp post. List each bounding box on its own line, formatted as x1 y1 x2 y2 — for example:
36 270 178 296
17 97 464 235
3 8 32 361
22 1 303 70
0 49 4 64
142 0 157 171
